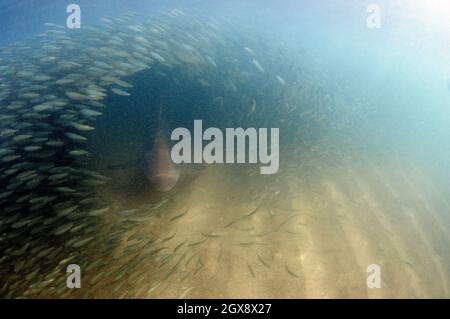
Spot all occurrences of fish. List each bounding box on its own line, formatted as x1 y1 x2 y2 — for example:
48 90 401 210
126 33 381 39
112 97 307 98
54 222 74 235
23 145 42 152
56 187 76 193
252 59 265 73
0 8 310 299
285 263 300 278
173 240 186 253
33 104 53 112
65 132 87 142
276 75 286 85
114 79 133 88
111 87 131 96
170 209 189 222
247 99 256 116
200 232 221 238
247 263 256 278
244 47 255 56
70 122 95 131
87 206 110 216
147 198 169 210
178 287 193 299
80 108 102 118
187 239 207 247
257 253 270 268
150 52 166 63
160 231 177 243
116 209 140 217
69 149 90 157
65 91 87 100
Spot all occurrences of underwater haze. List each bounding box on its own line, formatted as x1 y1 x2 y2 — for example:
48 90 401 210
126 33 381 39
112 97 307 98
0 0 449 298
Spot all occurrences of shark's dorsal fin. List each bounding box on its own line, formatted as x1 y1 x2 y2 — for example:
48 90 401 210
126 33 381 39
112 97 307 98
158 97 163 127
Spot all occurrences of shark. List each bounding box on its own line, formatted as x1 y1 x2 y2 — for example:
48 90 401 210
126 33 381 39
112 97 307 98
108 102 181 191
144 126 180 191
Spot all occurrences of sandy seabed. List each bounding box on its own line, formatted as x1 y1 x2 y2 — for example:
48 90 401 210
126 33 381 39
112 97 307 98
55 152 449 299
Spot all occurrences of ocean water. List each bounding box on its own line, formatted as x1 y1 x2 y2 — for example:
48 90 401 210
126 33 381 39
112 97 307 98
0 0 449 298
